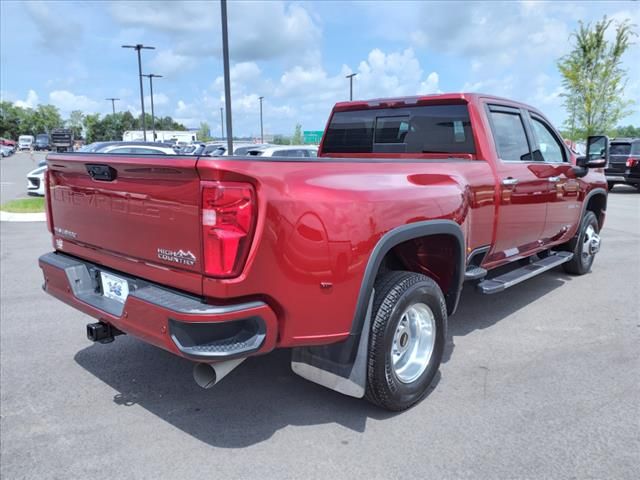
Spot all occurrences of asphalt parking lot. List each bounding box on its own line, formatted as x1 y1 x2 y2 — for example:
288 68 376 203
1 151 639 479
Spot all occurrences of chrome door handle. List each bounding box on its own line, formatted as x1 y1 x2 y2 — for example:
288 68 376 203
501 177 519 186
548 176 561 183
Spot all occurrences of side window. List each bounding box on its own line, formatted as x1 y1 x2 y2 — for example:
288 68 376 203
109 147 131 154
488 110 532 161
132 148 166 155
530 117 566 163
273 150 290 157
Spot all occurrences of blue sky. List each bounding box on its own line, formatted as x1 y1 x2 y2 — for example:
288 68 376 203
1 0 638 137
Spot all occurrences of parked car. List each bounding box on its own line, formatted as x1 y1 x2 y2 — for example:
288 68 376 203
198 143 225 156
77 142 115 152
247 145 318 157
39 93 608 411
1 138 17 148
210 143 270 156
179 143 205 155
1 145 15 157
78 142 176 154
27 165 46 196
18 135 34 150
34 133 50 151
605 138 640 191
98 143 176 155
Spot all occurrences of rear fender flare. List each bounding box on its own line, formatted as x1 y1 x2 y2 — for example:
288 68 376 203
350 219 466 336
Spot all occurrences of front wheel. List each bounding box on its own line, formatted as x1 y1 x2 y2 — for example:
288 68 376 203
563 211 601 275
365 271 447 411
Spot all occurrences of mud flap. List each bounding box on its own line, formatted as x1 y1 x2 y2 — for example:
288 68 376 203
291 292 374 398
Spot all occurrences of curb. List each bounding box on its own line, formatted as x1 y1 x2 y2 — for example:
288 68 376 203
0 211 46 222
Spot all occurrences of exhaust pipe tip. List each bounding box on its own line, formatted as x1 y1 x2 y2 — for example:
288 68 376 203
193 363 217 389
193 357 246 389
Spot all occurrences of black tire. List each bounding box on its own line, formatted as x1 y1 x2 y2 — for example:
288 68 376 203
562 211 600 275
365 271 447 411
607 182 616 191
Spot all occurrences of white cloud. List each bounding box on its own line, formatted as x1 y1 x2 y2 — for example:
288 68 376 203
14 90 39 109
109 0 216 32
200 47 442 135
149 50 196 75
108 1 321 63
213 62 264 92
49 90 100 115
419 72 440 95
145 92 169 107
274 48 440 102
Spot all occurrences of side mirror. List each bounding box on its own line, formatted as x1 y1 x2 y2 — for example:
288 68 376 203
581 135 608 168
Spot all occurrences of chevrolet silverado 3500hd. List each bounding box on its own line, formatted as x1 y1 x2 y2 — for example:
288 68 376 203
39 93 608 410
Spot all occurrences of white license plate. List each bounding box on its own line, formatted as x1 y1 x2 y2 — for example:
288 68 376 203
100 271 129 303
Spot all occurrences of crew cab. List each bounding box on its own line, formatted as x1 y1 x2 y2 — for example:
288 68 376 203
38 93 608 411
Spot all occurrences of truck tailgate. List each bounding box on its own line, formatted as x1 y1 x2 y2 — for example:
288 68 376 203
47 153 203 294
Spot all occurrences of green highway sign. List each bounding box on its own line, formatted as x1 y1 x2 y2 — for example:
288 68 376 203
303 130 323 144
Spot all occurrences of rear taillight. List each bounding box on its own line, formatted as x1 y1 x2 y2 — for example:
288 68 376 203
626 157 638 168
202 181 256 278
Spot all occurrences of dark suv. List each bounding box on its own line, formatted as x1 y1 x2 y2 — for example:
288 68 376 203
605 138 640 191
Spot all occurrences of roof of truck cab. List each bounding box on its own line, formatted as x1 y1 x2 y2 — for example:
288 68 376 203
332 92 537 112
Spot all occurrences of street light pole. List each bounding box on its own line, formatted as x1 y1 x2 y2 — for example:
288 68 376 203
220 107 224 140
142 74 162 141
220 0 233 154
122 44 155 141
105 98 120 115
259 96 264 144
346 73 357 101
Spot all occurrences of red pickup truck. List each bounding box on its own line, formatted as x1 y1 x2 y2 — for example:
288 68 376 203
39 93 608 411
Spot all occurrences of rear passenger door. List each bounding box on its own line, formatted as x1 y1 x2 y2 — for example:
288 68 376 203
486 105 549 261
527 113 581 244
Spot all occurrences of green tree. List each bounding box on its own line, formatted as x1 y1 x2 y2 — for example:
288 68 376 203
558 16 637 139
613 125 640 137
121 111 136 133
32 105 62 134
83 113 103 143
156 115 187 131
291 123 303 144
197 122 212 142
0 101 21 138
66 110 84 139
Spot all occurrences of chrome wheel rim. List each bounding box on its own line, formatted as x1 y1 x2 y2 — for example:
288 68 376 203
391 302 436 384
582 224 600 264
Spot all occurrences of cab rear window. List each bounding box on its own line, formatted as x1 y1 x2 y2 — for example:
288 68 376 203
610 143 631 156
322 104 475 154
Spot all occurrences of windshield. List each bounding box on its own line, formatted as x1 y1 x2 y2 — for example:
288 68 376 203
19 136 32 142
36 135 49 141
